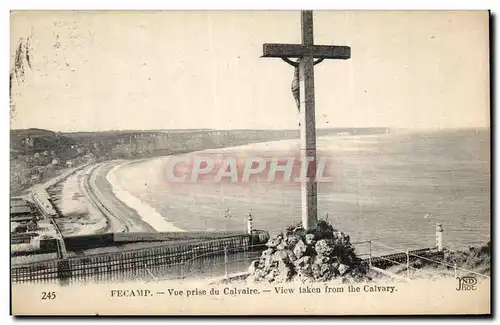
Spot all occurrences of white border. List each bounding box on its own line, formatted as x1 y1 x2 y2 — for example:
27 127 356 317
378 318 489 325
3 0 500 10
2 1 497 324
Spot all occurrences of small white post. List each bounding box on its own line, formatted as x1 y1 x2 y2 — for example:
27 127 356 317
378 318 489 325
454 263 458 278
224 246 228 277
368 240 372 266
436 223 444 252
406 250 410 280
247 212 253 235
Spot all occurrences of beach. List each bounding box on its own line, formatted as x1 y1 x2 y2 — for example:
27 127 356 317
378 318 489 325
47 166 108 235
49 161 162 236
50 136 308 236
106 160 185 232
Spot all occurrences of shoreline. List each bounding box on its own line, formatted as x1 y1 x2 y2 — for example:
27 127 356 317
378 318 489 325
45 161 160 235
98 137 312 233
97 133 395 234
105 160 185 232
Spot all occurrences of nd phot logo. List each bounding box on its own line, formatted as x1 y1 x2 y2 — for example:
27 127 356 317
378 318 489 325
456 276 477 291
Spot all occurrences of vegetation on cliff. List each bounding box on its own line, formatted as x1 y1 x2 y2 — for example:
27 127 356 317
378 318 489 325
443 242 491 275
383 242 491 280
412 242 491 276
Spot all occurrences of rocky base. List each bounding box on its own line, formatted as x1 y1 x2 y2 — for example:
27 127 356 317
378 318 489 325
247 220 369 283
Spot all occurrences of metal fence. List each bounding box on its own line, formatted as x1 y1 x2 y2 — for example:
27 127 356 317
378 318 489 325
12 235 265 284
150 240 491 284
144 243 266 282
13 236 489 285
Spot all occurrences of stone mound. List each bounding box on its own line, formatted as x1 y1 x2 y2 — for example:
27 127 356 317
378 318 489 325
247 220 369 283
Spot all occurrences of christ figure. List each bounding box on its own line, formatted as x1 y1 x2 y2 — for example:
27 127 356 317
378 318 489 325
281 57 324 113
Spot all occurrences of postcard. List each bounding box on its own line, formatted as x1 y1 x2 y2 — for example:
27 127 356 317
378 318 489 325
10 10 490 315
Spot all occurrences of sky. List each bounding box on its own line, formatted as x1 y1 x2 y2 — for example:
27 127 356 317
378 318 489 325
10 10 490 131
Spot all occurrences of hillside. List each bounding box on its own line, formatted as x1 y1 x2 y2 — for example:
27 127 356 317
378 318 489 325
9 127 390 195
10 128 75 154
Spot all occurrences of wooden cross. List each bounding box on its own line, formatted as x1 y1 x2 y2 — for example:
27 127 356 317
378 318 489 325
261 11 351 230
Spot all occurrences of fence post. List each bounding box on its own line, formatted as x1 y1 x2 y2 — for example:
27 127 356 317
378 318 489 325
224 246 228 277
406 250 410 280
368 240 372 266
144 263 158 282
454 263 458 278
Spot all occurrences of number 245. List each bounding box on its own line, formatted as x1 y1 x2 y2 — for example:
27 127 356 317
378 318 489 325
41 292 56 300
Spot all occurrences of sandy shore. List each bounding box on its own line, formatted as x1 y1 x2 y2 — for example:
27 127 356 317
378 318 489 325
47 157 186 235
49 135 354 236
106 160 185 232
48 165 108 236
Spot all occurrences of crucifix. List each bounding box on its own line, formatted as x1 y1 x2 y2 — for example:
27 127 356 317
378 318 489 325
261 11 351 230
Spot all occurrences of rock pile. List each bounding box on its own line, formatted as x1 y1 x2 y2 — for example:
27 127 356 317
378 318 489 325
247 220 369 283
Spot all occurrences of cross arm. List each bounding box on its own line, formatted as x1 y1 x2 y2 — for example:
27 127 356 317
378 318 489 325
262 43 351 59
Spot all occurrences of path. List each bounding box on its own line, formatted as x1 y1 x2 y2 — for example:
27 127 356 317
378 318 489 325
81 162 154 233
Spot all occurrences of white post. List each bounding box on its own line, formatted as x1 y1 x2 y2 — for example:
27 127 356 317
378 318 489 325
368 240 372 266
406 250 410 280
436 223 444 252
247 213 253 235
224 246 228 277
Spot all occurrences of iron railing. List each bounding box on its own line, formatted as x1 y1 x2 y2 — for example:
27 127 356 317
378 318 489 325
142 239 491 283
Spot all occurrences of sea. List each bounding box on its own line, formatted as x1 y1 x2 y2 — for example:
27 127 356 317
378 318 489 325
109 129 490 252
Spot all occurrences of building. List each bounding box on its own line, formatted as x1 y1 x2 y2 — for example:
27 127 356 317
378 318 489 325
10 200 33 222
10 197 29 208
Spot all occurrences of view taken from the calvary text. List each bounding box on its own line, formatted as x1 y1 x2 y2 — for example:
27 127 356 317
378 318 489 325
10 11 489 289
